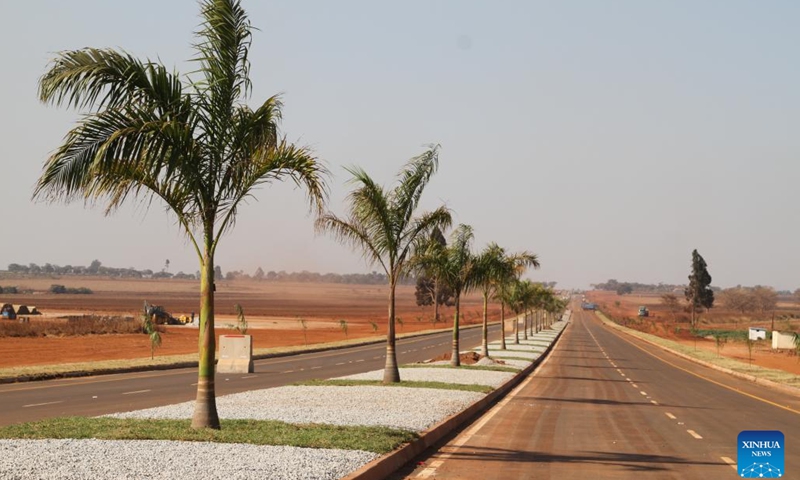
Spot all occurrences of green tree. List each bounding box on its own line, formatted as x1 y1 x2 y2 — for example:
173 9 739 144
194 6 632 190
502 279 536 344
316 146 451 382
435 225 480 366
34 0 327 429
685 249 714 328
474 243 539 356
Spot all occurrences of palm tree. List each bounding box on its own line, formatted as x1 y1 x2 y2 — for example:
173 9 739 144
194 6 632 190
410 226 450 324
504 279 535 343
316 146 451 383
34 0 327 429
436 225 479 367
474 244 539 356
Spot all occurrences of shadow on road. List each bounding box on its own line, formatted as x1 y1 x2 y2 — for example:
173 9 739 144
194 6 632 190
413 446 727 473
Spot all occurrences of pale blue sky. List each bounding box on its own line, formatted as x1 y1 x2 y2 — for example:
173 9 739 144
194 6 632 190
1 1 798 290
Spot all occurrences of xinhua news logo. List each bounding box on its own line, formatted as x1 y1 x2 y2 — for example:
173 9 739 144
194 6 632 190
738 430 784 478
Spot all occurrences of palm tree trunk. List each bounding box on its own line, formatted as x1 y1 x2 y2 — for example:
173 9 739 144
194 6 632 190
191 241 220 429
433 278 440 324
481 291 489 357
451 295 461 367
523 312 528 340
500 303 507 350
514 311 519 344
383 278 400 383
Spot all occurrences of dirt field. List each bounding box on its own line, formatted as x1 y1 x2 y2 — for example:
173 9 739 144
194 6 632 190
0 276 500 368
585 291 800 375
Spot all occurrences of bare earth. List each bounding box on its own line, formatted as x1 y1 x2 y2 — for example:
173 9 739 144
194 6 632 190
586 290 800 375
0 277 497 368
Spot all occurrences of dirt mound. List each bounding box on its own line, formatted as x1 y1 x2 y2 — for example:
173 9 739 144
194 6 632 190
428 351 482 364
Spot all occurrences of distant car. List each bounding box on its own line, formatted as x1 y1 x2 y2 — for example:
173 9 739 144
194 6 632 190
638 306 649 317
581 302 597 311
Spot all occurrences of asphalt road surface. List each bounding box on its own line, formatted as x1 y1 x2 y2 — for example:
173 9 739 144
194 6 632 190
0 324 500 426
398 309 800 480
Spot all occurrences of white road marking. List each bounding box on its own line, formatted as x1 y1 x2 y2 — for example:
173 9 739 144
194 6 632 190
23 401 63 408
665 413 676 419
355 359 364 363
281 370 294 374
122 389 151 395
190 383 198 386
335 362 346 366
632 384 638 388
310 366 322 370
241 375 256 379
640 391 647 396
415 325 563 478
720 457 737 471
650 400 659 405
687 430 703 439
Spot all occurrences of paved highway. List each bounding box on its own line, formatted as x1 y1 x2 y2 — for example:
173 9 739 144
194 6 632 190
0 324 500 426
399 309 800 479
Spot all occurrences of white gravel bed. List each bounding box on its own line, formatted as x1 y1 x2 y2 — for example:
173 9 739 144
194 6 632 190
481 358 530 369
479 349 540 359
338 368 514 388
488 343 545 352
0 439 375 480
108 385 484 432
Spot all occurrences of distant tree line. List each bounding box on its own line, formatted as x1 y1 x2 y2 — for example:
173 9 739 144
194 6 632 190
591 278 685 294
5 260 419 285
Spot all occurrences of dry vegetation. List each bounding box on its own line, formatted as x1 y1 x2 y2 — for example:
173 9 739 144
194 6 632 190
586 290 800 375
0 316 160 338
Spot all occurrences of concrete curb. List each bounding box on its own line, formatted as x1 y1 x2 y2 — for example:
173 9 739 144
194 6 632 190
594 312 800 397
342 320 570 480
0 322 497 385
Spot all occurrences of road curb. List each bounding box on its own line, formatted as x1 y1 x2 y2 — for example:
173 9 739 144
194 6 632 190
594 312 800 397
342 320 570 480
0 322 497 385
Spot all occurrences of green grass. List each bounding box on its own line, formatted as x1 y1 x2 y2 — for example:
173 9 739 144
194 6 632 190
484 356 537 363
595 312 800 389
297 378 494 393
0 417 416 454
400 364 521 373
691 329 748 341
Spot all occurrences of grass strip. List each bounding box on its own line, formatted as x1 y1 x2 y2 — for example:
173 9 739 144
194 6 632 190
400 364 521 373
297 379 494 393
0 417 416 454
595 311 800 389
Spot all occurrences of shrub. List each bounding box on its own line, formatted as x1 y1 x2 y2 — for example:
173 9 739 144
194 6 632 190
49 285 93 294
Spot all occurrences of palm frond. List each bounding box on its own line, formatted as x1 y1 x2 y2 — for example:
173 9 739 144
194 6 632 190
39 48 184 112
315 213 388 274
392 144 440 228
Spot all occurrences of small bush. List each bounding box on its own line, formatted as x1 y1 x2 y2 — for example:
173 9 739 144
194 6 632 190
49 285 93 294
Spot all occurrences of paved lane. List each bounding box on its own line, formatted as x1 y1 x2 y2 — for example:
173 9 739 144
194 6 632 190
399 309 800 479
0 324 500 426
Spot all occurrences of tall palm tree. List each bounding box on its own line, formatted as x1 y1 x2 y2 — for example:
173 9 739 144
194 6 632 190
504 278 535 343
34 0 327 429
316 146 451 383
436 225 479 367
474 244 539 356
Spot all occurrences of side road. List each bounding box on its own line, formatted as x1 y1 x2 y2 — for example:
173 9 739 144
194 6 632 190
0 313 570 480
594 311 800 395
0 322 498 384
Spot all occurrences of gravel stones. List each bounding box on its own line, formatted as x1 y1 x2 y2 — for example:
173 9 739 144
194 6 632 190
0 439 376 480
108 385 484 432
338 367 515 388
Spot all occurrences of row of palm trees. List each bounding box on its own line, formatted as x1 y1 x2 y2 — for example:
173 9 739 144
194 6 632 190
32 0 564 430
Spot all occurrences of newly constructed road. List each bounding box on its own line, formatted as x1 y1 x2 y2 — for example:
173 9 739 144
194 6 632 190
0 324 500 426
401 309 800 479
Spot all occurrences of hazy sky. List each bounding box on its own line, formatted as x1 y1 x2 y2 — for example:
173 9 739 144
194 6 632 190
1 1 798 290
